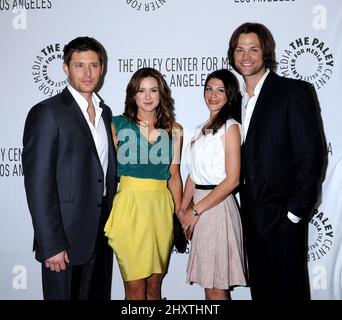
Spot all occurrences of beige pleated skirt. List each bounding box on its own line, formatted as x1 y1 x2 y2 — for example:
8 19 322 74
186 189 247 289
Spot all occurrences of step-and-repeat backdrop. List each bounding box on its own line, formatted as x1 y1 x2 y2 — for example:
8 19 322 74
1 0 341 300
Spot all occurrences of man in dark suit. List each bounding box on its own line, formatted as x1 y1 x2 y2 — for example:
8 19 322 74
22 37 117 300
228 23 324 300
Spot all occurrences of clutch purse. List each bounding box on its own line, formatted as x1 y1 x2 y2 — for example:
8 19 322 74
173 213 188 253
184 225 192 241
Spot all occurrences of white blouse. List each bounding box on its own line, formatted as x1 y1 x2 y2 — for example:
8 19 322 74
184 119 244 185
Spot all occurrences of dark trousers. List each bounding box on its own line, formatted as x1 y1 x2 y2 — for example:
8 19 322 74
42 199 113 300
245 218 310 300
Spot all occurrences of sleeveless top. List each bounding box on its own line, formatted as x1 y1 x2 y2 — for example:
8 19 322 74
184 118 244 185
113 115 173 180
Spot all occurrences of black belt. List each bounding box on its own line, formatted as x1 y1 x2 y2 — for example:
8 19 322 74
195 184 217 190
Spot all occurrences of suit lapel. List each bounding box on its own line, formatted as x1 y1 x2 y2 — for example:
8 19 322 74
61 88 102 167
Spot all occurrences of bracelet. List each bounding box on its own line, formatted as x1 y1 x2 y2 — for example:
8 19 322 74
192 207 200 216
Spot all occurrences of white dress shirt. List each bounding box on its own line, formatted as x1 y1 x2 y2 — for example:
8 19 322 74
67 85 109 196
241 69 270 137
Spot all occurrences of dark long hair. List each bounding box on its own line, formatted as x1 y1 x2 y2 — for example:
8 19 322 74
124 67 175 134
228 22 278 73
202 69 240 135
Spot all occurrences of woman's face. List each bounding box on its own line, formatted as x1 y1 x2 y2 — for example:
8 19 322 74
134 76 160 114
204 78 228 115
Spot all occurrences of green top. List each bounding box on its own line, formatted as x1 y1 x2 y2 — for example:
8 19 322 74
113 115 173 180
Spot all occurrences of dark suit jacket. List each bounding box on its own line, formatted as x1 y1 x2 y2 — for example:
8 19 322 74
23 88 117 264
235 72 324 237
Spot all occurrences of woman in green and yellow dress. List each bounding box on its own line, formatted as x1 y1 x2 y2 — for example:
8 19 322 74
104 67 183 300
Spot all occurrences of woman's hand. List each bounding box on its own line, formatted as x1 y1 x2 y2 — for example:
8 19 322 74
176 209 185 220
181 208 199 234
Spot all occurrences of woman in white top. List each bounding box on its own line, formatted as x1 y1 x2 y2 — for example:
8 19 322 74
179 69 246 300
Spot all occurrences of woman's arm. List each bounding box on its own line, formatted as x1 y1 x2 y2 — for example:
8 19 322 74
167 123 183 214
178 174 195 218
182 124 241 230
111 122 118 152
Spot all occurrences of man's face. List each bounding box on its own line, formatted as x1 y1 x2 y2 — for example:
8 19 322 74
233 32 266 80
63 50 103 98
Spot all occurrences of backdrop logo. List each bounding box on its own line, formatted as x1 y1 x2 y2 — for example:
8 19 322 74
307 209 334 262
117 56 230 88
0 0 52 10
0 147 23 178
32 43 67 97
125 0 167 12
234 0 295 4
279 36 334 90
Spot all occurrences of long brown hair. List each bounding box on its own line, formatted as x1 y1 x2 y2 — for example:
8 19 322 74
202 69 240 135
123 67 175 134
228 22 278 73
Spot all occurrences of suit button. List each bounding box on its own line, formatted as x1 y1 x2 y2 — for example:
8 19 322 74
98 203 102 208
98 179 102 183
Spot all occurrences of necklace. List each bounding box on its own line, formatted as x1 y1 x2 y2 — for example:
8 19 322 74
139 121 148 128
138 119 150 128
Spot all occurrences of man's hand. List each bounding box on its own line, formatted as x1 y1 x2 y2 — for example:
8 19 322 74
44 251 69 272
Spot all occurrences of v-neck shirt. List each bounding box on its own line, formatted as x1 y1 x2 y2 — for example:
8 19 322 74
113 115 173 180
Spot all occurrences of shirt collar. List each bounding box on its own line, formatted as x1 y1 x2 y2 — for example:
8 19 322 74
67 84 102 112
241 69 270 99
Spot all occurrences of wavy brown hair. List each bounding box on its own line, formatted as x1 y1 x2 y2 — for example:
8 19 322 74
123 67 175 135
202 69 240 135
228 22 278 73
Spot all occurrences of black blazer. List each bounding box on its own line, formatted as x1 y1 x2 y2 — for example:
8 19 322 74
236 72 324 236
23 88 117 264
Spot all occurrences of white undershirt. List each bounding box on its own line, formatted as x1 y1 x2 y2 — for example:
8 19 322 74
67 85 108 196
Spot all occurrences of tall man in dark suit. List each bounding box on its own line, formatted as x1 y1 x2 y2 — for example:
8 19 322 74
228 23 324 300
23 37 117 299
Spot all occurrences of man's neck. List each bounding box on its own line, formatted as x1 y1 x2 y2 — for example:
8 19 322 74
82 93 93 105
244 69 267 97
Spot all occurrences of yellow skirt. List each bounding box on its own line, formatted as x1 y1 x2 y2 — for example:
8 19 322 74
104 176 174 281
